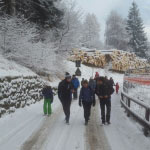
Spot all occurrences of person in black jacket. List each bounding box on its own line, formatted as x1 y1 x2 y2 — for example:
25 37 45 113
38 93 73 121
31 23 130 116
109 77 115 87
95 77 114 125
42 85 53 116
58 73 74 124
79 80 95 125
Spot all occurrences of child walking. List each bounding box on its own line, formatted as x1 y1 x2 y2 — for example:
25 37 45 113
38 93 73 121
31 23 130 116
42 84 53 116
79 80 95 125
116 82 119 94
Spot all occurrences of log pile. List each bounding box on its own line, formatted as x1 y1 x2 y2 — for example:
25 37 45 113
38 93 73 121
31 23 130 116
69 49 150 72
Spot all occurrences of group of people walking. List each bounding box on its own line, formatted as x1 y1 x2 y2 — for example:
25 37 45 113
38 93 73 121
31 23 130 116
42 71 119 126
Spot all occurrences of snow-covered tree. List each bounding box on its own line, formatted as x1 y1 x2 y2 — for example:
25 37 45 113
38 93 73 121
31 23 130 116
0 0 64 28
81 13 101 49
105 10 129 50
126 2 148 58
54 0 83 51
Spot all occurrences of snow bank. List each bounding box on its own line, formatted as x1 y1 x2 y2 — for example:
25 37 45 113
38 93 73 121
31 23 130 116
0 54 46 117
0 54 35 77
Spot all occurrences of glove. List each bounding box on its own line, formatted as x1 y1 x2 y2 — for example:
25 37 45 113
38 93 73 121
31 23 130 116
79 101 82 107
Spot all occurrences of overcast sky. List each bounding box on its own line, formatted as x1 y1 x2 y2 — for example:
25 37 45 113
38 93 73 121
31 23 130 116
74 0 150 41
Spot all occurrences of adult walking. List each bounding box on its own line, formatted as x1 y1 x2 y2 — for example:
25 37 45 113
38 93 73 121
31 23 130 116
95 77 114 125
79 80 95 125
109 77 115 87
94 72 100 80
89 77 96 92
72 75 80 100
81 78 84 87
58 73 74 124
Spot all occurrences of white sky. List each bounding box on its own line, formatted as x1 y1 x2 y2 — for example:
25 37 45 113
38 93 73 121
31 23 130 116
74 0 150 41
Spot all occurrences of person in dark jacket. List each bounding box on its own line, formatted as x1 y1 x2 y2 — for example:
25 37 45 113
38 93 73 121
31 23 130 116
95 77 114 125
58 73 74 124
42 85 53 116
72 75 80 100
81 78 84 87
109 77 115 87
79 80 95 125
89 77 96 92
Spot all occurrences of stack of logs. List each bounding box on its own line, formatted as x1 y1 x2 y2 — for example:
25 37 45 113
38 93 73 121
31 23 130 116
69 49 150 72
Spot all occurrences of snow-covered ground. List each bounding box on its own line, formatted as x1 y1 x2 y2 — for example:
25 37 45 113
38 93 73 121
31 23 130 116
0 54 35 77
0 61 150 150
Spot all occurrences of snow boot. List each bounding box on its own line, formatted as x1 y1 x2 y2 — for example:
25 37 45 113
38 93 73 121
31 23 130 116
85 121 88 126
106 121 111 125
101 122 105 126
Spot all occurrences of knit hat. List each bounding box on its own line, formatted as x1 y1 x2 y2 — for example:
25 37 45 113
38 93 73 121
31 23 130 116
65 72 71 79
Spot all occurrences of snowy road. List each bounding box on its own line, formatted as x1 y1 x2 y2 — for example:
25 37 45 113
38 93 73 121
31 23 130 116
1 94 150 150
21 100 85 150
21 99 111 150
1 63 150 150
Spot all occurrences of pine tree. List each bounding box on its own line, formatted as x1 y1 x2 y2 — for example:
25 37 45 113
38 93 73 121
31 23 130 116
0 0 64 28
126 2 148 58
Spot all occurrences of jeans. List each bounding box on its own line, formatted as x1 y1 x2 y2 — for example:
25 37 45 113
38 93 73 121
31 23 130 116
100 98 111 123
61 99 72 121
82 101 92 122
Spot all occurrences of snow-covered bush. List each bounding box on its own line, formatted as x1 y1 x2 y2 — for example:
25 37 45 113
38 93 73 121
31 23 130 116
0 76 44 117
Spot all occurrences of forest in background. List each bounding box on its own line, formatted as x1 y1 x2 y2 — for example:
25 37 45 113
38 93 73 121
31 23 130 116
0 0 149 77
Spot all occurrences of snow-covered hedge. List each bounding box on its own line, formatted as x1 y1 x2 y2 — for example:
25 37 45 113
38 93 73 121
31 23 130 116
0 76 44 117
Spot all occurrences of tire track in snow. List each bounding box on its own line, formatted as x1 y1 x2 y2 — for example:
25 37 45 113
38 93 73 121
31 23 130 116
85 101 111 150
21 100 85 150
21 106 62 150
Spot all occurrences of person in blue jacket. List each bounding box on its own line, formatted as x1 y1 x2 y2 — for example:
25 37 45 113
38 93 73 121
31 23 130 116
79 80 95 125
89 77 96 92
72 75 80 100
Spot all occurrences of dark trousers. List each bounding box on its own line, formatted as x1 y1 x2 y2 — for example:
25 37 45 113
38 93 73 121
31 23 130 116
73 88 78 99
82 101 92 122
100 98 111 123
61 99 71 121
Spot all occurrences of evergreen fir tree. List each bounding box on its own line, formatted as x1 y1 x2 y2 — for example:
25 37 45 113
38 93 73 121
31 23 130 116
126 2 148 58
0 0 64 28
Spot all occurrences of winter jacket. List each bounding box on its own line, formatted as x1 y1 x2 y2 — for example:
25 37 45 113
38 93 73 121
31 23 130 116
109 79 115 87
42 86 53 103
95 82 114 99
58 79 74 101
79 87 95 104
94 72 100 79
89 79 96 91
116 83 119 92
72 78 80 89
81 80 84 87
